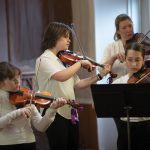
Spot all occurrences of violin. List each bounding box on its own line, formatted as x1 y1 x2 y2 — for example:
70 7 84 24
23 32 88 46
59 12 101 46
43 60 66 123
57 50 117 78
126 32 150 51
127 68 150 84
9 86 82 109
126 31 150 68
64 23 117 78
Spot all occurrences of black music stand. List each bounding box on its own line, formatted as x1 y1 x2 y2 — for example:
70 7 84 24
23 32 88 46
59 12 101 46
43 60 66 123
91 84 150 150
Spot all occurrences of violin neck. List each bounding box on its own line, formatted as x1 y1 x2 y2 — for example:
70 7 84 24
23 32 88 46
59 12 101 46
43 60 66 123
34 93 56 101
85 56 104 68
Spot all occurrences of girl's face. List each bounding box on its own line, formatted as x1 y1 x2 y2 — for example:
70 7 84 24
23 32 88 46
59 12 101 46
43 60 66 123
117 19 133 41
55 35 71 51
0 75 20 92
125 49 144 74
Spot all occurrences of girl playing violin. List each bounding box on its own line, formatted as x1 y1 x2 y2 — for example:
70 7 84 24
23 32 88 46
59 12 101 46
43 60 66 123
0 61 67 150
35 22 110 150
113 42 150 150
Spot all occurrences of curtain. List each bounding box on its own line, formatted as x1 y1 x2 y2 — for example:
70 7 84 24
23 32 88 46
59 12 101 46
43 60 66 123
0 0 72 72
71 0 96 104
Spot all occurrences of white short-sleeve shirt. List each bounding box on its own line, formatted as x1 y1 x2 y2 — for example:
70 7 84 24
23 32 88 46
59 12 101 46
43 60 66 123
35 50 80 119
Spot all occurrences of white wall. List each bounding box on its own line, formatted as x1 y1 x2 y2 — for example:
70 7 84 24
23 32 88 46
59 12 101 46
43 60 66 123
94 0 140 150
94 0 128 63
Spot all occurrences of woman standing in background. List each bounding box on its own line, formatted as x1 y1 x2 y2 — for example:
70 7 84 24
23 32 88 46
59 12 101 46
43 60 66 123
100 14 134 80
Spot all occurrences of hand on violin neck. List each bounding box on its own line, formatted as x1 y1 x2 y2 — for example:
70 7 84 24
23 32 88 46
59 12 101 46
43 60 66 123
79 60 95 72
50 98 67 109
98 64 111 77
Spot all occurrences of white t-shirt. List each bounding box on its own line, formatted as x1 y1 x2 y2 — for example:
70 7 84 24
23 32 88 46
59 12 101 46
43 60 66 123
35 50 80 119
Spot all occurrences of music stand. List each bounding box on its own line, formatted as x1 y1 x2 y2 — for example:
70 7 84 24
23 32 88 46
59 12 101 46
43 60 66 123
91 84 150 150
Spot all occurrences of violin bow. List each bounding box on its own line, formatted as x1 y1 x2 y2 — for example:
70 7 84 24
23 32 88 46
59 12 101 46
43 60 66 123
70 23 104 68
70 23 118 79
135 70 150 83
71 23 87 59
138 30 150 44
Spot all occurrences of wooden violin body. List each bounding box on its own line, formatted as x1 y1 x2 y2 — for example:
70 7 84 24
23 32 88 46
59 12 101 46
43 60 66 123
57 50 82 66
10 86 54 108
127 68 150 84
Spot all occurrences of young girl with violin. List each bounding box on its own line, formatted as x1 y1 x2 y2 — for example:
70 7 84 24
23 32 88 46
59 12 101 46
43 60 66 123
113 42 150 150
35 22 110 150
0 61 67 150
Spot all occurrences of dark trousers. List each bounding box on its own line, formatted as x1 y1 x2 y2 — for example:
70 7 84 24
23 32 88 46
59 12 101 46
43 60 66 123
0 143 36 150
114 118 150 150
46 113 79 150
